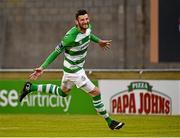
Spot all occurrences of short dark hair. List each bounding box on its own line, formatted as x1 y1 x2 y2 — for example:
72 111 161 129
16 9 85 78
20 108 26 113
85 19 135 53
75 9 88 19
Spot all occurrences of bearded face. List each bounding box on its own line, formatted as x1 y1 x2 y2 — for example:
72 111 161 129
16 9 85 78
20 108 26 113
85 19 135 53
76 14 90 32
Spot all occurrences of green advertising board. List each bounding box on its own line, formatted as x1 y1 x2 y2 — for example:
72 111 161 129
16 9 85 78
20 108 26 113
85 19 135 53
0 80 97 114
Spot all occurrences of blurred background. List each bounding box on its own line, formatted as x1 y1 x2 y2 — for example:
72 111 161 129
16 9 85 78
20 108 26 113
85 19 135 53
0 0 179 70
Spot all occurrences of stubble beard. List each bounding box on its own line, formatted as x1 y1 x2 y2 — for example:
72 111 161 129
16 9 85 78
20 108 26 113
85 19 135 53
79 23 89 32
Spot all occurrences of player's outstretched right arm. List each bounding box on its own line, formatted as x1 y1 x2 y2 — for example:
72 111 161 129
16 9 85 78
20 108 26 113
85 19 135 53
29 50 60 80
29 44 65 80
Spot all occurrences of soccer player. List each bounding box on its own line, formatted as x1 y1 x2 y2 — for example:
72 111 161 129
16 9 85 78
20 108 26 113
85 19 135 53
19 9 125 130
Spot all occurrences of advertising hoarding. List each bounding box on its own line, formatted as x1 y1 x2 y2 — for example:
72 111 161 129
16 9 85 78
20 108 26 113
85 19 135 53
0 80 97 114
99 80 180 115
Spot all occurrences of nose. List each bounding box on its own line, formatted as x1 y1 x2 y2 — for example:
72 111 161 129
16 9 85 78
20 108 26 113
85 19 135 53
84 20 88 24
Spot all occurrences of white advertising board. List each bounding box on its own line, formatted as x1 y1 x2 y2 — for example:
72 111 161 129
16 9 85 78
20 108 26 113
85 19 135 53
99 80 180 115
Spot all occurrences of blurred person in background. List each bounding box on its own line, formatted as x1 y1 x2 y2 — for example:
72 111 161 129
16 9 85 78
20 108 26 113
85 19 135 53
19 9 124 130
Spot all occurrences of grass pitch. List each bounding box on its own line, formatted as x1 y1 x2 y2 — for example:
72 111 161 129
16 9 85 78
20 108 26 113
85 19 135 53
0 114 180 137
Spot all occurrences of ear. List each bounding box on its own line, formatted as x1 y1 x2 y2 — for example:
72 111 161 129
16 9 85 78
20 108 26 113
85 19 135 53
75 20 78 26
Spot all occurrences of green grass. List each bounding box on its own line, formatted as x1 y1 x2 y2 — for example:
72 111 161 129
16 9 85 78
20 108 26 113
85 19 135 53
0 114 180 137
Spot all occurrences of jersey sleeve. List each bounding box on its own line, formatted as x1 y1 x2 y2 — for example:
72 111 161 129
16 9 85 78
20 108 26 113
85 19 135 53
40 50 60 69
40 43 65 69
55 43 65 53
89 24 100 43
90 34 100 43
61 33 75 46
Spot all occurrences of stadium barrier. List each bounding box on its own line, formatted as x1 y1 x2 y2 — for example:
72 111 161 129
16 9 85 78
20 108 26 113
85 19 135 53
1 69 180 80
1 69 180 115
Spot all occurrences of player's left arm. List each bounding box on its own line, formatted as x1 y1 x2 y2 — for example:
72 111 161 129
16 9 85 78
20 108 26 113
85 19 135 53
90 34 112 50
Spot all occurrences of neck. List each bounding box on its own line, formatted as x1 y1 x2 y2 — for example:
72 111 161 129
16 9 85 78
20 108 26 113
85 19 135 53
80 29 86 33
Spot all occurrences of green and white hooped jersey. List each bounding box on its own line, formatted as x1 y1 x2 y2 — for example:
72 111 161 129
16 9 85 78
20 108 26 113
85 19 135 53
55 25 99 73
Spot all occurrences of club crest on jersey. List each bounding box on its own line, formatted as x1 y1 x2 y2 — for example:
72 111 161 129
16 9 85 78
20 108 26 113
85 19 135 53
81 76 86 81
79 41 82 45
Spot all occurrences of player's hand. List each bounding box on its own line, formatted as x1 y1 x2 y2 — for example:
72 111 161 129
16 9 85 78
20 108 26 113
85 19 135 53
29 67 44 80
99 40 112 50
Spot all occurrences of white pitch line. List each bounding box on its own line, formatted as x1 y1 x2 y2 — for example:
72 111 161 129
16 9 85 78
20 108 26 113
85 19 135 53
0 127 19 130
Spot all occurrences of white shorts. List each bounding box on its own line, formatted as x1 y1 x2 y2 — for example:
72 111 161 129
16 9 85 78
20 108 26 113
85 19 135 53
61 69 95 93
